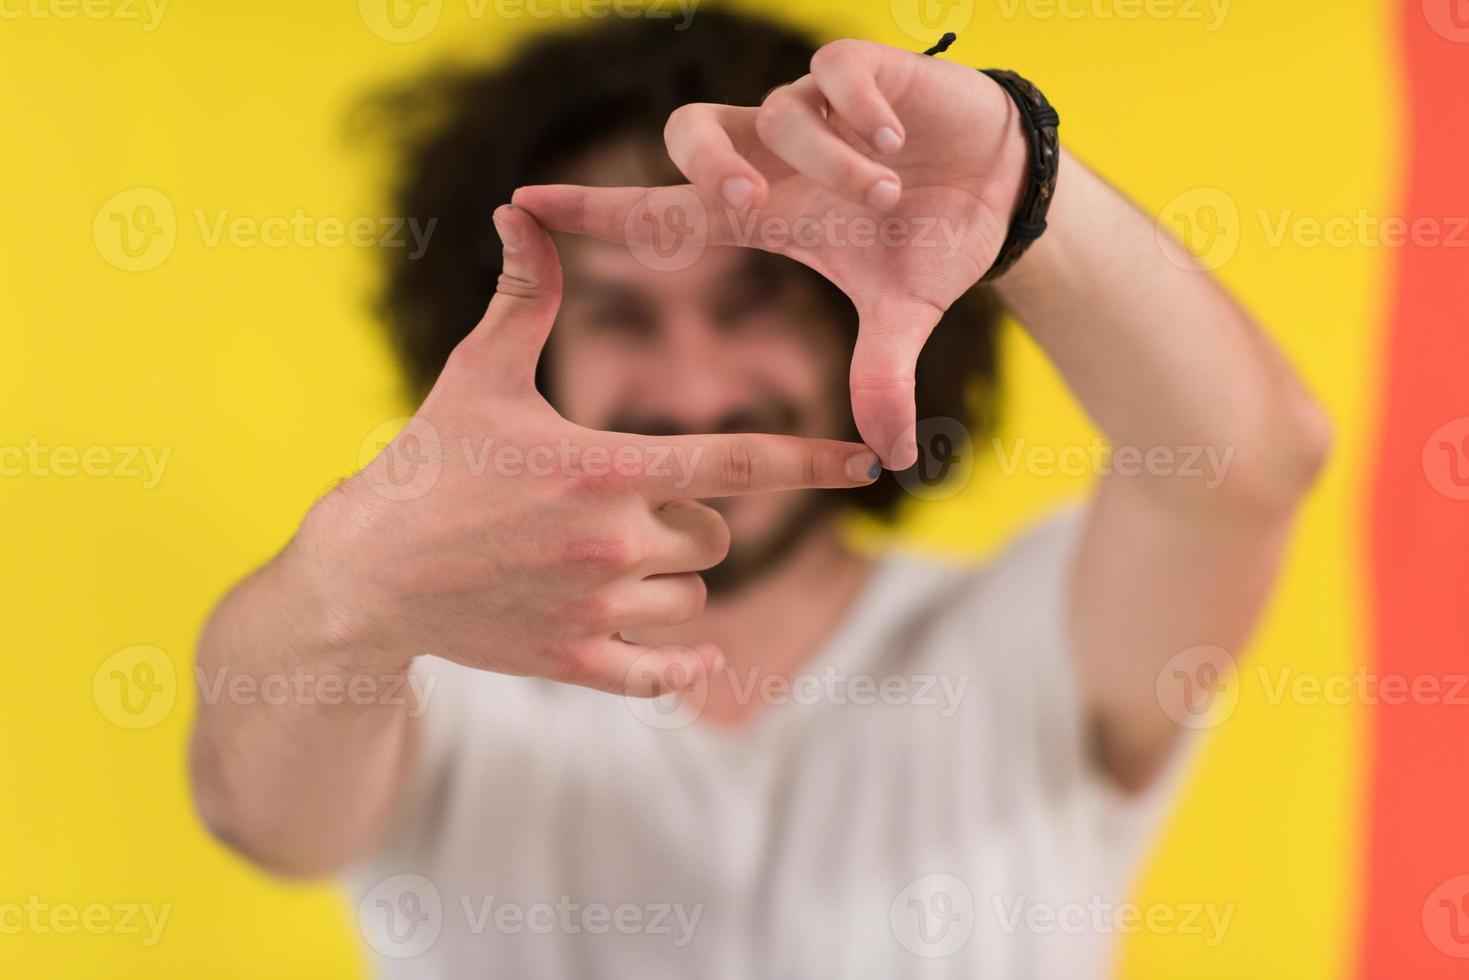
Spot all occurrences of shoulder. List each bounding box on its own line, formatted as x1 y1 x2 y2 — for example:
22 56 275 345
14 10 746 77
880 504 1088 634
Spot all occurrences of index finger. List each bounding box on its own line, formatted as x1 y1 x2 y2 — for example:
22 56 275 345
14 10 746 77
512 183 744 248
639 433 880 500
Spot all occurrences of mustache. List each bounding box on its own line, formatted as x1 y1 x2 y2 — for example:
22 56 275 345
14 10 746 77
607 401 802 439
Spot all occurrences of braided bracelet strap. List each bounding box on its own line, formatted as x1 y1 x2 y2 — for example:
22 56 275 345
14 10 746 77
922 33 1060 282
978 69 1060 281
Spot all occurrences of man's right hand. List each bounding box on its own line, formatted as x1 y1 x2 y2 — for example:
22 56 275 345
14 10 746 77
298 204 880 698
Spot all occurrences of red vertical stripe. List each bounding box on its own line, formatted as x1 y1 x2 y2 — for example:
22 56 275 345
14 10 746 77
1361 1 1469 976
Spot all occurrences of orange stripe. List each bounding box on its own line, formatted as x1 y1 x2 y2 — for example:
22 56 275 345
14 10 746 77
1361 1 1469 975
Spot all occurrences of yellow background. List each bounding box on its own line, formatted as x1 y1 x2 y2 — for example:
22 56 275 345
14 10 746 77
1 0 1390 975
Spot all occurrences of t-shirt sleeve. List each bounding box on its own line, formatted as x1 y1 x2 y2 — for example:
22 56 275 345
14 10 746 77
952 506 1192 869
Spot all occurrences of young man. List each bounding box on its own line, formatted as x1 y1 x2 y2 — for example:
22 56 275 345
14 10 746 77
189 12 1329 977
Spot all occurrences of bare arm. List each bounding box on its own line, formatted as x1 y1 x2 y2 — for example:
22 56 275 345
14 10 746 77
190 515 417 877
994 150 1332 788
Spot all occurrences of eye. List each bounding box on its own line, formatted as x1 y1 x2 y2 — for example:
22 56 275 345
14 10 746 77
583 302 655 338
713 279 786 328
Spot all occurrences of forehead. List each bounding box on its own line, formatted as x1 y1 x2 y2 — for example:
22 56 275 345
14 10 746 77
546 134 757 296
555 236 756 301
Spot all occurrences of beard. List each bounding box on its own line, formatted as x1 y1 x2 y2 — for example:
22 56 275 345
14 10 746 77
699 490 837 597
605 397 844 598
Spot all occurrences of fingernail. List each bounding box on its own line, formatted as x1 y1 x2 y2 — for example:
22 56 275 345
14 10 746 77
493 208 521 252
847 453 881 483
867 178 900 210
873 126 902 154
721 176 755 209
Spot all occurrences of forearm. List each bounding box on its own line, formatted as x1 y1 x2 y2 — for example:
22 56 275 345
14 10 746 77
189 511 416 877
994 148 1330 513
989 149 1332 787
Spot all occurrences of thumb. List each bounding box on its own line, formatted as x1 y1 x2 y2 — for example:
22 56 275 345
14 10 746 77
453 204 563 390
849 300 940 471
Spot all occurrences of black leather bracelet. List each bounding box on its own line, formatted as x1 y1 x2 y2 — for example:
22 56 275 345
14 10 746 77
923 33 1060 281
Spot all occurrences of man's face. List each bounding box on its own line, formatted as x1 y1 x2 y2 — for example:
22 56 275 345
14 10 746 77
543 143 853 594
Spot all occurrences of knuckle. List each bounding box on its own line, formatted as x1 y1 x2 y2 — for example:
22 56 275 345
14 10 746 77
496 269 543 300
755 91 793 137
544 643 587 685
566 468 635 500
812 38 862 74
800 447 820 489
664 102 704 140
561 533 640 574
830 155 866 190
718 443 757 493
683 143 718 181
550 643 615 690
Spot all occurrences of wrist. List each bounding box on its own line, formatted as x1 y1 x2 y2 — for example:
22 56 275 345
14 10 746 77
976 68 1061 283
281 491 416 677
989 146 1080 294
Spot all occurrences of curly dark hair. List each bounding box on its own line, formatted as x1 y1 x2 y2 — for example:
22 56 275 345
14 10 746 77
362 8 1002 519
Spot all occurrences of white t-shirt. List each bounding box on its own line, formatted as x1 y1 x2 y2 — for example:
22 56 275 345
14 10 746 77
348 508 1178 979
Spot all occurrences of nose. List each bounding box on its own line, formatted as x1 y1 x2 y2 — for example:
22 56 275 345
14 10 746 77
633 312 751 429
